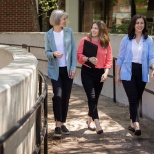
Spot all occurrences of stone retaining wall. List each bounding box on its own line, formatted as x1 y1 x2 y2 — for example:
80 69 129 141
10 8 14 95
0 33 154 121
0 45 38 154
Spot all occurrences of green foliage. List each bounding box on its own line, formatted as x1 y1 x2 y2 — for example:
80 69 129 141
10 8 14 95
136 7 147 13
113 0 118 6
135 0 147 5
111 20 154 35
110 20 130 34
39 0 58 12
148 22 154 35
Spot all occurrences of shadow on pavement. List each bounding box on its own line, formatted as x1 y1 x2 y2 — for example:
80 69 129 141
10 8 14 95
46 82 154 154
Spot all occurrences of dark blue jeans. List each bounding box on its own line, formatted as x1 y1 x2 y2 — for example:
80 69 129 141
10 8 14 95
122 63 146 122
81 65 104 120
51 67 73 122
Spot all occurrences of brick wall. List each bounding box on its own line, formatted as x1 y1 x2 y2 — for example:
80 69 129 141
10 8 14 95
0 0 40 32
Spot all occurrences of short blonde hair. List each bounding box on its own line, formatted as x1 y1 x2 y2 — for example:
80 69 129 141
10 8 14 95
49 9 68 26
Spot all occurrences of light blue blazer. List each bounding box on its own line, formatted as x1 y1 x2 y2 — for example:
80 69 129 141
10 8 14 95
117 35 154 82
45 27 76 80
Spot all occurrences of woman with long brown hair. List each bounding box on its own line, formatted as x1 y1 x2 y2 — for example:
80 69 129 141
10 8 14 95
116 14 154 136
77 20 113 134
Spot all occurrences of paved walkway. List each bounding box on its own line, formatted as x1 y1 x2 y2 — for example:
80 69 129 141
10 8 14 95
47 82 154 154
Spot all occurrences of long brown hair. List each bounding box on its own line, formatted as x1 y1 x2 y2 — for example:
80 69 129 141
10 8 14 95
88 20 110 48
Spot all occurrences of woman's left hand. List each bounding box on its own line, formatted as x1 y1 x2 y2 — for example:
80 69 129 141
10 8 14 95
89 57 98 65
70 70 76 79
100 73 108 82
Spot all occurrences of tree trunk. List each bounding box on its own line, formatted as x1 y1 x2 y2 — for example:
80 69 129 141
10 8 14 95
146 0 154 22
107 0 114 31
57 0 62 9
30 0 40 31
41 12 50 32
130 0 136 18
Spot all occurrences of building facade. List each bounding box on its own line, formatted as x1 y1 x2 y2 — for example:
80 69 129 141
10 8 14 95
0 0 39 32
65 0 154 34
0 0 153 33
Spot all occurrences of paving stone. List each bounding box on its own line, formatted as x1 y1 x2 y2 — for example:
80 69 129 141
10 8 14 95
45 81 154 154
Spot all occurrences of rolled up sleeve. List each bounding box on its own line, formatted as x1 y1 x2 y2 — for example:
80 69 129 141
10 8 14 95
104 42 113 68
77 38 86 64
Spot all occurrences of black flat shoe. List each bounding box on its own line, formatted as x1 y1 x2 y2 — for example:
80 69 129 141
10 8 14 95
96 130 103 135
128 125 135 132
134 130 141 136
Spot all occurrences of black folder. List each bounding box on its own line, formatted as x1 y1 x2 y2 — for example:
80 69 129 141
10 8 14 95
83 40 98 68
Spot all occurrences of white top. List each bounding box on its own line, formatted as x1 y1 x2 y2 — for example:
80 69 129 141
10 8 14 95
132 37 143 64
53 30 67 67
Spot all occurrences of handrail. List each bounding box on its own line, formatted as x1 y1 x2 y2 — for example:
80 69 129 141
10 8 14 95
1 42 154 98
0 71 48 154
34 71 48 154
1 42 154 96
0 43 154 148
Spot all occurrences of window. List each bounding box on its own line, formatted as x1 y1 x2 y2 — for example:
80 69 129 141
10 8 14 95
79 0 154 34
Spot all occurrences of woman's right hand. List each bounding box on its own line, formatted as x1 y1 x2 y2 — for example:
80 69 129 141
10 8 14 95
116 66 121 85
89 57 98 65
115 74 121 85
53 51 63 58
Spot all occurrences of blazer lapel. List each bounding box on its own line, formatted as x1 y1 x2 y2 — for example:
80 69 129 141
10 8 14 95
63 28 68 53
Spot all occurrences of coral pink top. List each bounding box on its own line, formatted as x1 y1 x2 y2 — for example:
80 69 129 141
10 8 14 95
77 37 113 68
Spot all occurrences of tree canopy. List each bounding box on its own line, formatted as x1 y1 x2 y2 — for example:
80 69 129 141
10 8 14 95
39 0 58 12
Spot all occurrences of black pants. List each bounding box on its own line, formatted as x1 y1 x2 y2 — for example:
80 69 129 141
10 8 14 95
122 63 146 123
81 65 104 120
51 67 73 122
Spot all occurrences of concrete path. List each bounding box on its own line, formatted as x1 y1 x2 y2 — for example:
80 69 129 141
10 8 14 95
46 83 154 154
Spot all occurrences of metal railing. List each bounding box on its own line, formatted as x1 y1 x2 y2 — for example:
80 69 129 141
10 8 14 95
112 57 154 99
1 42 154 99
0 70 48 154
0 43 154 153
112 57 154 118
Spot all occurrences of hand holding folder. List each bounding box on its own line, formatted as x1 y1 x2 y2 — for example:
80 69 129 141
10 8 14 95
83 40 98 68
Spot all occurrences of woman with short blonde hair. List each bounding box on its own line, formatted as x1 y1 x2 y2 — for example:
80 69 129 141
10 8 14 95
45 9 76 137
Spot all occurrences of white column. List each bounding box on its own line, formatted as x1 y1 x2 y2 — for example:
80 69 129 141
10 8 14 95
35 0 38 13
65 0 79 32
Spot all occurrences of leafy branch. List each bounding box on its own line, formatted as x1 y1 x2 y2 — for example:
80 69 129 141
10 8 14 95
39 0 58 12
